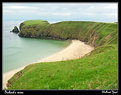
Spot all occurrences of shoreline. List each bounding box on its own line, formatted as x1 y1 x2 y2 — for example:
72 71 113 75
2 40 94 89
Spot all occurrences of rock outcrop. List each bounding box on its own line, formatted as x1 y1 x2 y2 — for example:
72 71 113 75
10 26 19 34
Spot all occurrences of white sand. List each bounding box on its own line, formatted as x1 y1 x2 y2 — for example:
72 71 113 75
40 40 94 62
2 40 94 89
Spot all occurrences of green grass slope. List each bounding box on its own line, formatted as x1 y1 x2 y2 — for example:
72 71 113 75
7 44 118 89
49 21 117 47
7 20 118 89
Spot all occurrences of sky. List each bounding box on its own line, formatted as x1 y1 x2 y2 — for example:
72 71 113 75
3 3 118 23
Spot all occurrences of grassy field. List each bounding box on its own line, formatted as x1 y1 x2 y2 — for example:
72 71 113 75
8 20 118 89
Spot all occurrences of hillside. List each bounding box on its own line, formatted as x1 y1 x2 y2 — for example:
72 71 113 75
17 20 117 47
49 21 117 47
8 20 118 89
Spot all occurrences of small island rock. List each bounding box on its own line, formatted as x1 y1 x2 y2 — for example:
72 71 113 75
10 26 19 34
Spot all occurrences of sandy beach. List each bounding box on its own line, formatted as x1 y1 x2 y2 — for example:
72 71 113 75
40 40 94 62
2 40 94 89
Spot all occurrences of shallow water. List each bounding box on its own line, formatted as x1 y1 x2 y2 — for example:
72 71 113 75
2 21 70 73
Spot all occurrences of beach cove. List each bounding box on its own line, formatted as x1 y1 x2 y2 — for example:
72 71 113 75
3 40 94 89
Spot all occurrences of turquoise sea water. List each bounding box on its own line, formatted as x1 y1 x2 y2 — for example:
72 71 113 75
2 21 70 73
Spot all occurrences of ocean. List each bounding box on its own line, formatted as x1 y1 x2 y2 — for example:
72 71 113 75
2 20 70 73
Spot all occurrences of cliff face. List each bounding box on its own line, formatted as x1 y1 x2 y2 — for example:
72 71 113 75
18 20 50 38
13 20 117 47
19 23 25 31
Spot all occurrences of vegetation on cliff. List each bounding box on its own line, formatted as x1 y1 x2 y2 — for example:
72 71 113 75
18 20 117 47
8 20 118 89
18 20 50 38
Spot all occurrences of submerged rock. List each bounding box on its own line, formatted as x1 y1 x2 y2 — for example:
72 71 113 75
10 26 19 34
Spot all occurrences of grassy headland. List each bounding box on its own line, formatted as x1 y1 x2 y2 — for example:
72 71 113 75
18 20 51 38
8 20 118 89
18 20 117 47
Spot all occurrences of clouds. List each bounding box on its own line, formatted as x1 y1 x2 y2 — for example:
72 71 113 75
7 6 31 9
3 3 118 22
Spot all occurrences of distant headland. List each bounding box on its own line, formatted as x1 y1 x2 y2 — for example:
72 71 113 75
11 20 117 47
